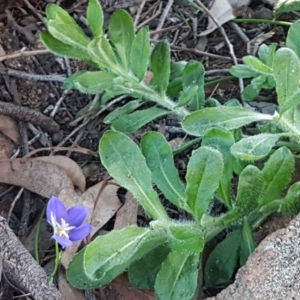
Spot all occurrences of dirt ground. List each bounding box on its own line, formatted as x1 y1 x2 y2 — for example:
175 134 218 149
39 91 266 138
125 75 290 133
0 0 298 299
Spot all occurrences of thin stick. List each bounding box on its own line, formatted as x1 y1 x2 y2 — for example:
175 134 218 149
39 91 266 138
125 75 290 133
0 49 50 62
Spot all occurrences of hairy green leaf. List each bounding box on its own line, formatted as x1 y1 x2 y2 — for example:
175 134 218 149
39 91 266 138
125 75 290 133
141 132 189 212
273 48 300 114
243 56 273 74
185 146 224 222
111 107 170 133
155 251 199 300
279 182 300 214
150 40 170 93
177 85 198 107
205 230 241 286
231 133 281 161
109 9 135 69
287 20 300 59
128 245 170 289
130 27 150 81
182 107 273 137
259 147 294 206
87 0 104 37
99 131 169 221
240 218 256 266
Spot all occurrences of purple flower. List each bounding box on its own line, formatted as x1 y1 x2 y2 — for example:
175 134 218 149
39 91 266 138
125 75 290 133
46 196 92 248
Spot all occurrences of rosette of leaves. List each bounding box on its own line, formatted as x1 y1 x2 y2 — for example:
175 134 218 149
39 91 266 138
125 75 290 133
65 129 300 299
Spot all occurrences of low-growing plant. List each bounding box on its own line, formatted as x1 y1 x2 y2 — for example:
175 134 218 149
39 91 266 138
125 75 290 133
41 0 300 298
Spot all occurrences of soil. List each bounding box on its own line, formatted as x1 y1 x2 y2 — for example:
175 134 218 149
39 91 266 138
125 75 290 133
0 0 298 299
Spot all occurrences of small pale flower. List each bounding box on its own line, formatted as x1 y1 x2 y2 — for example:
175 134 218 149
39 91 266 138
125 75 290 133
46 196 92 248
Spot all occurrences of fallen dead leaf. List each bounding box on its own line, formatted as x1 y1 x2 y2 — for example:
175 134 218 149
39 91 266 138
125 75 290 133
114 191 138 230
58 269 85 300
0 158 73 197
0 116 19 144
35 156 86 193
200 0 251 36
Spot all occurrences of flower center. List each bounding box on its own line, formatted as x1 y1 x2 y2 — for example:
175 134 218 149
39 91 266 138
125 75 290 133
50 213 76 239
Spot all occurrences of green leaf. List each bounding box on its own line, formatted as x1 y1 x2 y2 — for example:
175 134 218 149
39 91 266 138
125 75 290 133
258 43 277 67
68 226 168 288
279 182 300 214
182 107 273 137
99 131 169 221
240 218 256 266
46 3 79 26
243 56 273 74
204 230 241 286
155 251 199 300
88 36 117 69
150 40 171 93
72 71 119 94
166 78 183 98
185 146 224 222
111 107 170 133
170 61 187 80
62 71 87 90
242 83 262 101
273 48 300 114
287 20 300 59
141 132 189 212
177 85 198 107
182 60 205 110
103 100 143 124
130 27 150 81
259 147 294 206
231 133 281 161
128 244 170 289
87 0 104 37
169 223 204 253
40 33 91 61
202 127 235 208
275 0 300 13
109 9 135 69
230 64 259 78
235 165 264 212
47 20 89 51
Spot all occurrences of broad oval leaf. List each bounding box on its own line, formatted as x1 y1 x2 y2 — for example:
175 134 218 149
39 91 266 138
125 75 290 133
88 36 117 69
99 130 169 221
182 107 273 137
141 132 189 212
273 48 300 114
111 107 170 133
287 20 300 59
155 251 199 300
130 27 150 81
40 33 91 61
259 146 294 206
231 133 281 161
204 230 241 287
243 56 273 74
230 64 259 78
128 244 170 290
150 40 171 93
235 165 265 212
109 9 135 70
185 146 224 222
182 60 205 110
87 0 104 37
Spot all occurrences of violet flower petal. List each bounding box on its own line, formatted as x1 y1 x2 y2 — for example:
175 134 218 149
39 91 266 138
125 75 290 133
53 234 73 248
46 196 67 223
69 224 92 242
66 206 89 227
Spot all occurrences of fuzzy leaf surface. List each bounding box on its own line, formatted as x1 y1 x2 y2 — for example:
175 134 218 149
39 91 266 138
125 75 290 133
155 251 199 300
182 107 272 137
141 132 188 212
99 131 169 221
185 146 224 222
87 0 104 37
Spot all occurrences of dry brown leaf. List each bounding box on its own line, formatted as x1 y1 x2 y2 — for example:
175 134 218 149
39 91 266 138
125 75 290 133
0 133 14 160
0 158 73 197
35 156 86 193
58 269 85 300
0 116 19 144
103 274 155 300
114 192 137 230
24 146 97 158
200 0 251 36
